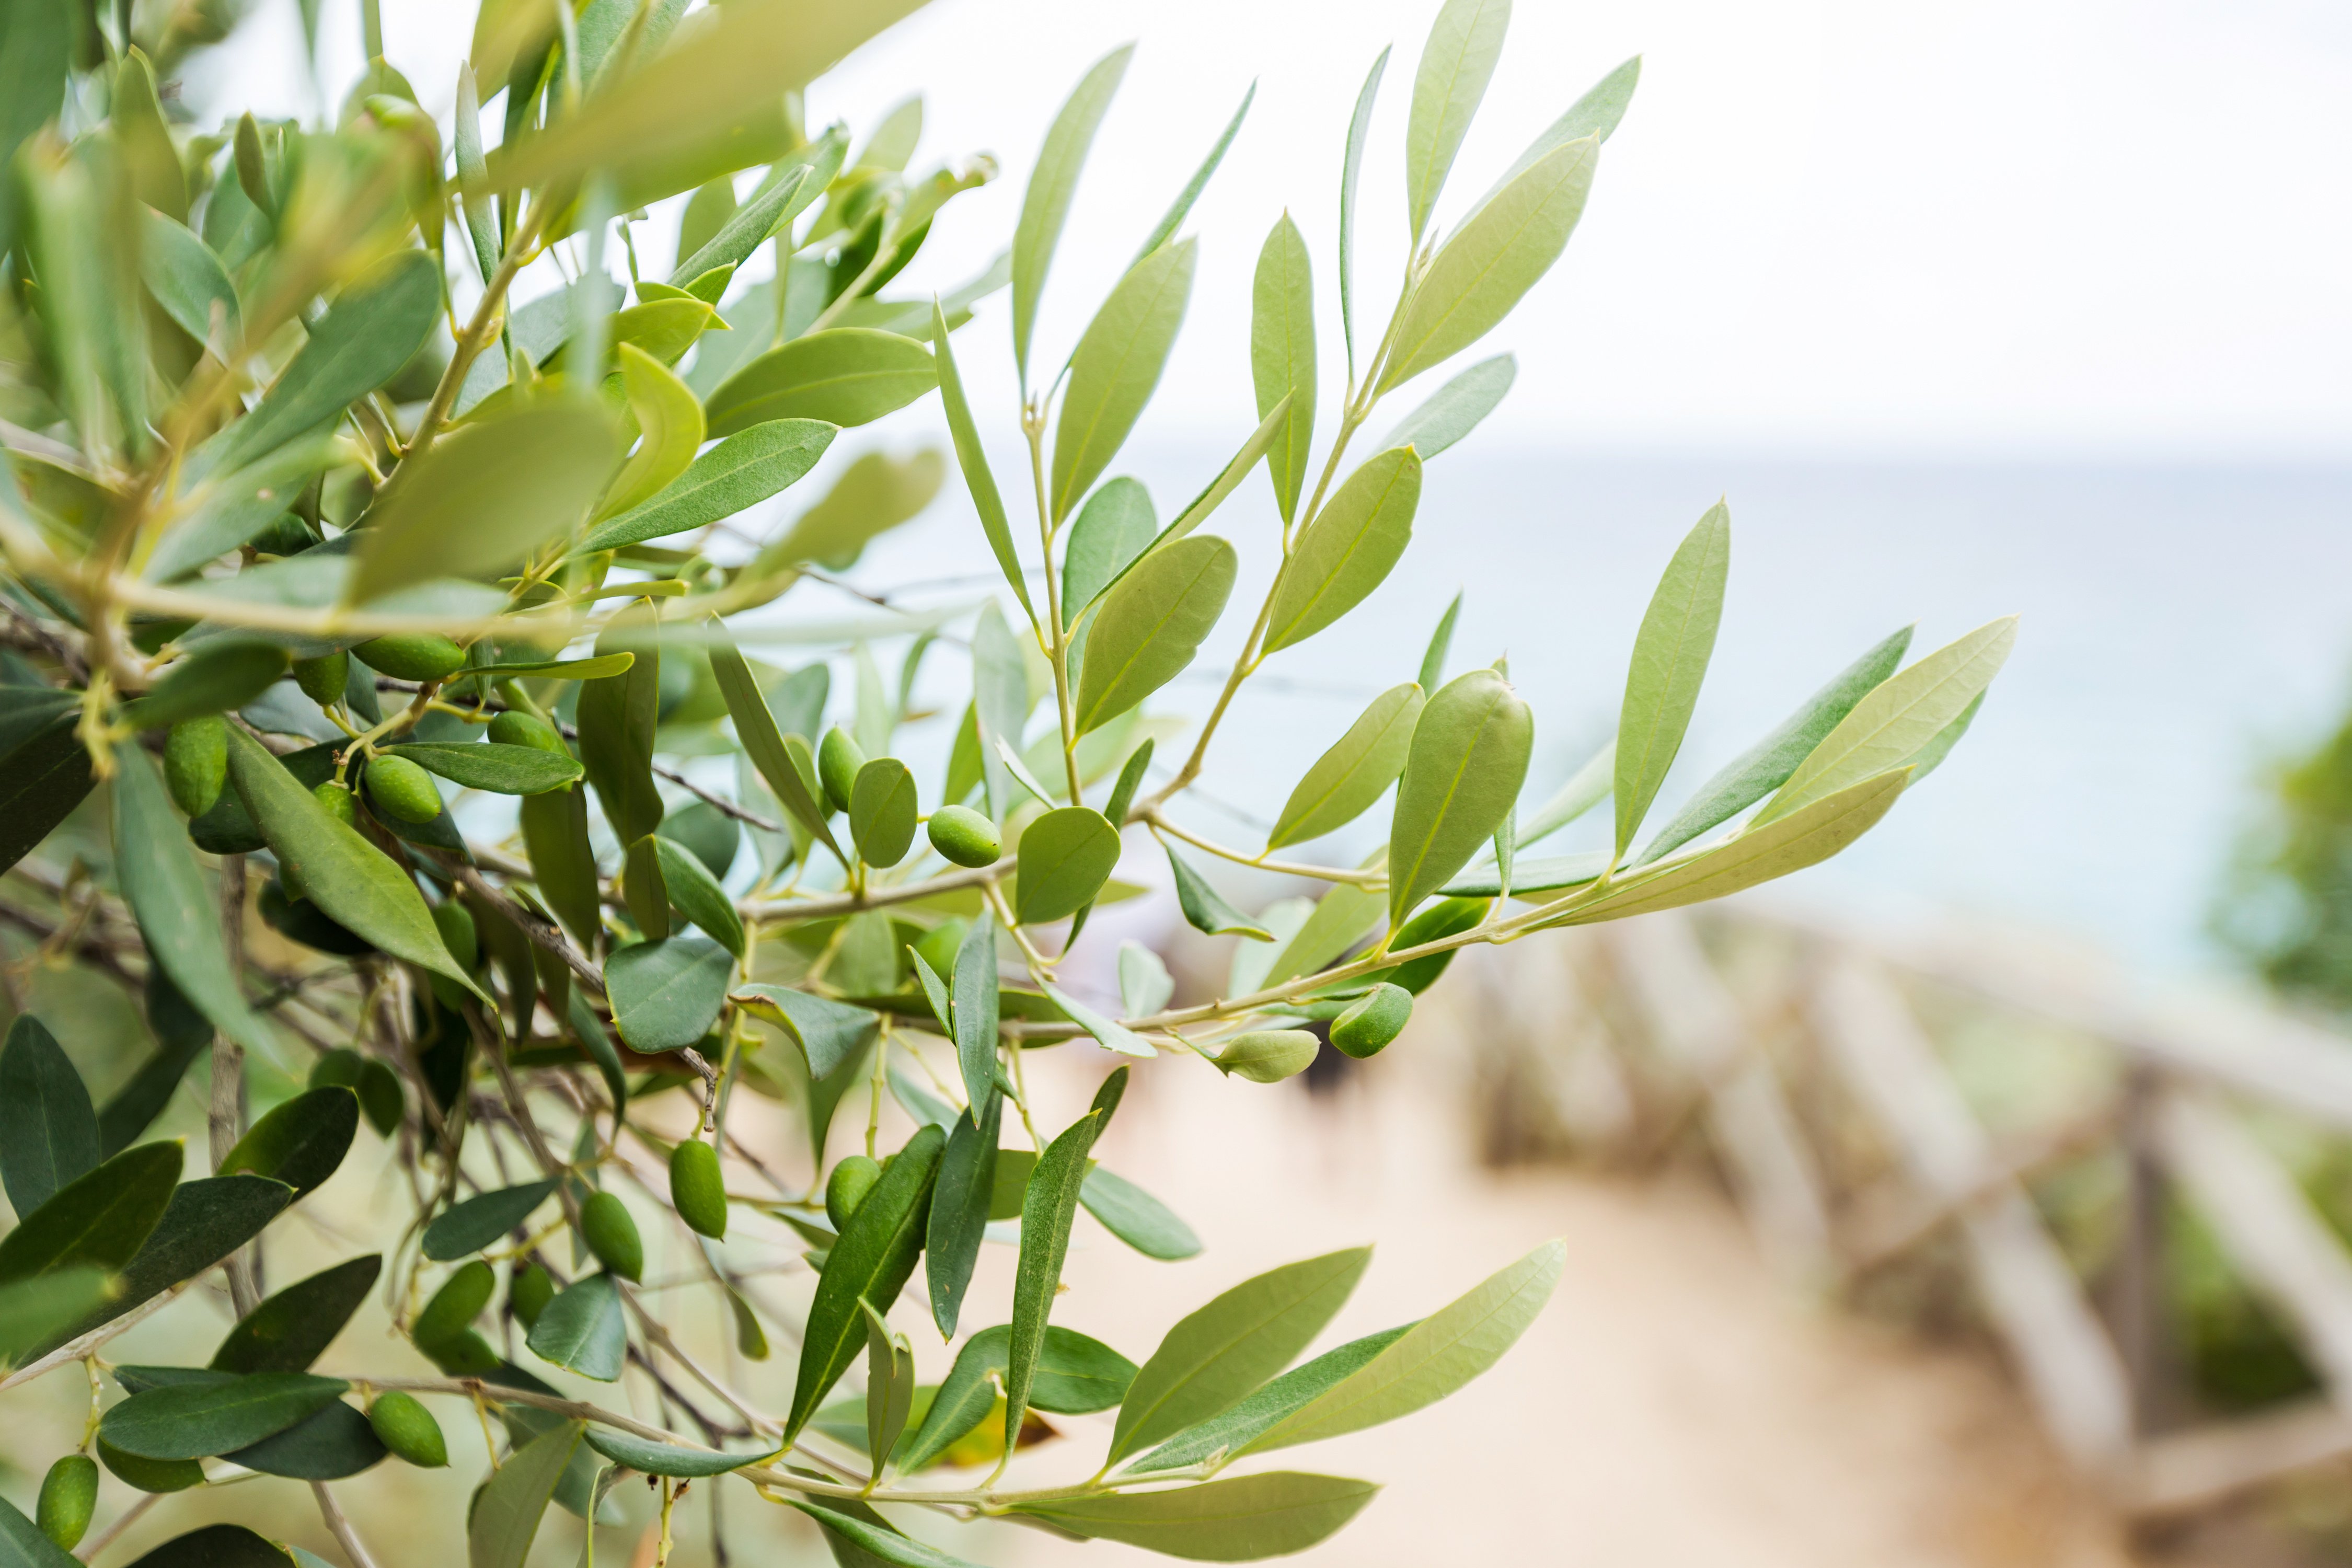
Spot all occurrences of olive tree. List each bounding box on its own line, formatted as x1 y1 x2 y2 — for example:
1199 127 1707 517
0 0 2010 1562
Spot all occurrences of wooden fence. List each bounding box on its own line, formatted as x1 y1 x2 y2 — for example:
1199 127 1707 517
1426 906 2352 1519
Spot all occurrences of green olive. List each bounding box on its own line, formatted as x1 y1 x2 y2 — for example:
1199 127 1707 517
817 727 867 815
926 805 1000 868
509 1262 555 1328
1330 982 1413 1059
293 649 349 706
825 1154 882 1230
368 1390 448 1468
1215 1030 1321 1084
37 1454 97 1548
911 917 968 979
353 633 467 683
488 710 565 753
164 716 227 816
413 1260 494 1348
580 1190 643 1281
312 779 357 827
431 898 477 969
365 754 443 823
670 1138 728 1239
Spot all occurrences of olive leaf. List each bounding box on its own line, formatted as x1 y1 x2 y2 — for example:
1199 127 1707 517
1613 501 1730 856
1081 1167 1201 1261
1013 44 1134 382
216 249 441 468
1252 213 1317 525
786 1123 944 1438
1386 668 1532 928
384 742 582 795
951 910 1001 1113
1012 1471 1379 1560
1404 0 1512 242
1013 807 1122 925
925 1087 1000 1338
211 1255 381 1374
467 1420 584 1568
0 1017 97 1217
933 300 1034 619
1338 45 1392 374
1376 353 1514 461
604 938 733 1054
1267 682 1425 849
1262 447 1422 653
526 1274 626 1381
579 420 837 554
1165 841 1273 940
599 343 705 519
218 1087 358 1199
1003 1107 1104 1449
140 209 239 348
849 757 919 868
421 1181 558 1262
1050 237 1198 523
705 329 935 435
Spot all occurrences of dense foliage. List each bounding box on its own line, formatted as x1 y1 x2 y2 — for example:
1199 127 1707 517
0 0 2009 1562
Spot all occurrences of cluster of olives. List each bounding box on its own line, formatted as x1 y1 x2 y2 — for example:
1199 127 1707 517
812 724 1001 870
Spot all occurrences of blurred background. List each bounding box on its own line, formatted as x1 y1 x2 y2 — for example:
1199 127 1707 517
17 1 2352 1564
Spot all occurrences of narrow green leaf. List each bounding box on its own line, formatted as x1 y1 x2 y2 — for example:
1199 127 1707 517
1467 55 1642 220
1113 395 1292 574
43 1175 289 1352
651 836 745 958
0 698 90 873
1241 1239 1562 1454
787 1123 944 1438
1004 1109 1103 1449
1050 238 1196 522
349 401 619 604
1386 668 1532 927
146 435 339 582
0 1142 177 1284
932 305 1033 620
122 643 285 729
1339 45 1390 378
1267 682 1424 849
100 1373 348 1460
1251 213 1316 524
1262 447 1422 653
0 1016 97 1217
670 163 813 284
759 450 944 577
1636 624 1913 866
899 1321 1134 1473
520 785 601 954
861 1298 915 1471
218 1087 356 1199
1613 502 1731 855
1126 1324 1414 1474
575 605 664 844
925 1087 1000 1337
385 742 582 795
704 329 935 435
710 628 846 864
605 937 732 1054
1062 478 1156 629
1758 616 2017 825
1014 807 1122 924
220 250 442 468
1165 843 1272 939
730 985 879 1080
1380 136 1598 394
601 343 706 518
783 1497 984 1568
1405 0 1512 241
578 419 837 554
1377 354 1514 461
1134 80 1254 263
1081 1168 1201 1261
123 1525 299 1567
1110 1247 1370 1463
1041 983 1155 1058
224 1400 386 1481
422 1181 558 1262
1515 734 1613 850
948 910 1001 1115
525 1274 625 1380
454 65 497 286
1014 1471 1378 1560
1074 535 1236 734
467 1420 583 1568
1439 849 1606 898
139 209 238 348
1013 44 1134 382
0 1269 116 1366
1909 689 1986 783
223 728 483 998
211 1255 381 1373
582 1427 774 1478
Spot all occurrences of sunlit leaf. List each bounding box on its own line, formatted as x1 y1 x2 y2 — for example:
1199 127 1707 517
1613 502 1730 856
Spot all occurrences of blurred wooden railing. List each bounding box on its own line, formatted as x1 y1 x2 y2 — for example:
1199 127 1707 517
1422 906 2352 1519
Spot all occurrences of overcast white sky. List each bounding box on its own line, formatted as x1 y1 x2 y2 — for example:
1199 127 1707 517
242 0 2351 459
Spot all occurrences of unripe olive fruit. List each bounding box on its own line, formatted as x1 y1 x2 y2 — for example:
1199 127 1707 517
164 716 228 816
353 632 466 683
580 1190 643 1281
817 727 866 814
368 1391 448 1468
431 898 477 969
670 1139 728 1239
509 1262 555 1328
413 1260 494 1348
488 710 564 753
825 1154 882 1231
37 1454 97 1548
98 1437 202 1493
1215 1030 1321 1084
312 779 356 827
365 754 443 823
1330 982 1413 1059
293 649 349 706
926 804 1000 868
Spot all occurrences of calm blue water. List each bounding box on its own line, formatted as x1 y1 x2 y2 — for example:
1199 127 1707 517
820 446 2352 975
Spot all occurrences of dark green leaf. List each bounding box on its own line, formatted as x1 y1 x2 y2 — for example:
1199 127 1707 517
1386 668 1532 927
0 1493 76 1566
1377 353 1514 460
218 251 441 468
1013 1471 1377 1561
1614 502 1730 856
710 630 845 862
1050 238 1196 522
670 161 817 283
0 1269 114 1366
582 1427 775 1478
1074 535 1236 734
224 1400 386 1480
704 330 935 435
211 1254 381 1373
783 1497 984 1568
1003 1108 1103 1448
1251 213 1316 524
1263 447 1421 653
575 610 664 843
1165 843 1271 939
385 742 583 795
218 1087 355 1199
951 911 1000 1113
899 1321 1135 1474
123 1525 299 1568
122 644 285 730
525 1273 626 1381
862 1299 915 1471
73 1177 291 1346
1126 1323 1413 1473
605 937 733 1054
1014 807 1121 925
0 1142 178 1284
786 1122 944 1438
578 420 837 554
100 1373 348 1459
731 985 879 1080
1080 1168 1202 1261
98 976 212 1158
140 209 238 348
925 1088 1000 1337
1110 1247 1370 1463
0 700 90 874
649 835 744 956
467 1420 583 1568
422 1181 558 1262
223 727 483 998
1636 624 1912 866
1266 683 1424 850
0 1016 96 1217
1013 44 1134 381
113 745 275 1056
